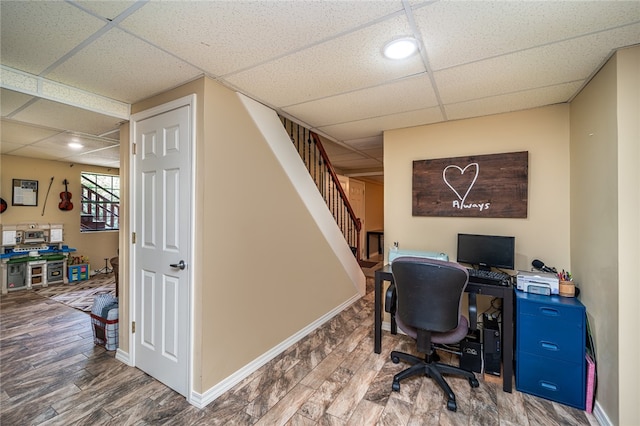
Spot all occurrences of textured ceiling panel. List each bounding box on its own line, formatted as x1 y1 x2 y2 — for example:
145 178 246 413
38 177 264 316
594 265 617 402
12 98 123 137
66 145 120 163
7 145 70 161
120 1 404 76
46 28 202 103
0 119 60 145
346 136 384 150
416 1 640 71
75 0 137 21
435 24 640 104
0 1 105 75
1 142 24 154
445 81 584 121
319 106 444 141
0 89 34 117
225 15 423 107
34 132 117 153
282 73 436 127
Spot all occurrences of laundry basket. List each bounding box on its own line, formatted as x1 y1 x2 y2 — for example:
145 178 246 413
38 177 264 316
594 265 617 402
90 294 118 350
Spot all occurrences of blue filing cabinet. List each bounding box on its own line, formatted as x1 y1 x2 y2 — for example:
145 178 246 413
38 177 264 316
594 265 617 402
515 291 586 409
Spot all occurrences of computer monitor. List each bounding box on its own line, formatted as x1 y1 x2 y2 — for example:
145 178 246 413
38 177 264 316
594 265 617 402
457 233 515 271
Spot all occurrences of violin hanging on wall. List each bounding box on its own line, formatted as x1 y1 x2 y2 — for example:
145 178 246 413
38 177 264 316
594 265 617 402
59 179 73 211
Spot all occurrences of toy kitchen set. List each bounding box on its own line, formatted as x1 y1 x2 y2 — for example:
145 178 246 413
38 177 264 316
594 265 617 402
1 223 76 294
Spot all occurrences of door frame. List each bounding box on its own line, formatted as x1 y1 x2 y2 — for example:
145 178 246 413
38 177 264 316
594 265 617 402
127 94 196 402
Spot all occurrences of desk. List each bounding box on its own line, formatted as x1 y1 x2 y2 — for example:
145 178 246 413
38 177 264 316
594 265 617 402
366 230 384 258
374 264 514 393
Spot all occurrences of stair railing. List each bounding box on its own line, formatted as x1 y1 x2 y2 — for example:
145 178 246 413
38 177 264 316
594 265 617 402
280 116 362 260
80 176 119 231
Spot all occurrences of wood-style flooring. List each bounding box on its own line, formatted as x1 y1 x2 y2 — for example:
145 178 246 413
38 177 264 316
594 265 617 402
1 268 599 425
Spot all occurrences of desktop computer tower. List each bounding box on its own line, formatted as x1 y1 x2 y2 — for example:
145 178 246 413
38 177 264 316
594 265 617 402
483 314 501 376
460 329 482 373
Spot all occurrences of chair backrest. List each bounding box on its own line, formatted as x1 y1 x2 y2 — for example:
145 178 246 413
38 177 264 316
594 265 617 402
391 256 469 333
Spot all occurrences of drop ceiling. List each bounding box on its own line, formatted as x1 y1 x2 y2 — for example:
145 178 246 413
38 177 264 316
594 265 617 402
1 0 639 180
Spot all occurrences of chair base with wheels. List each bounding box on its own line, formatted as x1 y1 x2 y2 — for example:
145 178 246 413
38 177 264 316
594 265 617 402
390 343 479 412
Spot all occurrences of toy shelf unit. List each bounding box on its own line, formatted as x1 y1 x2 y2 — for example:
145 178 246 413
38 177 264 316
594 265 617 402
1 223 73 294
69 264 91 282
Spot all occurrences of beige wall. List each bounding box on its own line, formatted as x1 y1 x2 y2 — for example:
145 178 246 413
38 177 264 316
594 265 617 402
364 180 384 232
0 155 119 269
570 45 640 425
130 77 360 394
384 104 571 272
570 52 619 424
615 46 640 426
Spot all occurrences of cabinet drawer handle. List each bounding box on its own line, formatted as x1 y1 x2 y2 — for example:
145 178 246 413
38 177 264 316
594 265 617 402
540 341 559 351
540 307 560 316
540 381 558 391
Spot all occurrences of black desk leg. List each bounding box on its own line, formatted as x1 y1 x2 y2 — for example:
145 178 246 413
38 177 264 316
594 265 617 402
374 271 382 354
468 292 478 331
503 290 514 393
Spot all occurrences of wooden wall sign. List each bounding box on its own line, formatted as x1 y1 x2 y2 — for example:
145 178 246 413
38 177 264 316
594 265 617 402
413 151 528 218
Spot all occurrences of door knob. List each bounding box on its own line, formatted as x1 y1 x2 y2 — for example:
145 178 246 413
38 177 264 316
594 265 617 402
170 260 186 270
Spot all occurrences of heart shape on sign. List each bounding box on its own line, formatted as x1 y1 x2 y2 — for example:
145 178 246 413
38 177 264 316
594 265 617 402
442 163 479 206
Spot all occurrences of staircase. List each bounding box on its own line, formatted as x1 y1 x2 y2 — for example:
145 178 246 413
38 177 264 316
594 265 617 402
80 176 119 231
280 116 362 260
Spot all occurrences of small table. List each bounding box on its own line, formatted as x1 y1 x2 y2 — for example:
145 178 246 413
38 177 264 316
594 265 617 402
374 264 514 393
366 230 384 258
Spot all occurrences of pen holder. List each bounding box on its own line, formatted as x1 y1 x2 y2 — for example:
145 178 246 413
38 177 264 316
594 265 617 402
559 280 575 297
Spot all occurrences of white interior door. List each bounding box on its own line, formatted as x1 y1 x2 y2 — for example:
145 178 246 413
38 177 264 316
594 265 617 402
132 98 193 397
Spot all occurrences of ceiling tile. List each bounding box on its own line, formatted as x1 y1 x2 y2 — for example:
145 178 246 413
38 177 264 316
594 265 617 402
119 1 405 76
282 73 437 127
435 24 640 104
345 136 384 151
225 15 424 107
1 88 34 117
415 0 640 71
1 119 61 145
1 141 27 154
46 28 202 103
74 0 138 21
7 145 69 161
320 107 444 141
0 1 105 75
445 81 584 121
66 145 120 164
34 131 117 153
12 97 123 137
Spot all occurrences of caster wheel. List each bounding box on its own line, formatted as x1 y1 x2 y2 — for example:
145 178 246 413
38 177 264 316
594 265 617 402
391 356 400 364
469 377 479 388
447 400 457 412
392 381 400 392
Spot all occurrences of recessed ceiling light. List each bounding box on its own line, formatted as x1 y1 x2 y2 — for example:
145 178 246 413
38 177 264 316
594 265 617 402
383 37 418 60
68 142 83 149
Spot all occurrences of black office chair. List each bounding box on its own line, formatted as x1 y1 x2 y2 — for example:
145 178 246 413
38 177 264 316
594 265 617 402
386 256 479 412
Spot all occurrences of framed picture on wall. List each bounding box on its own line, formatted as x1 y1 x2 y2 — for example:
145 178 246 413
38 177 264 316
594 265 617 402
12 179 39 206
413 151 528 218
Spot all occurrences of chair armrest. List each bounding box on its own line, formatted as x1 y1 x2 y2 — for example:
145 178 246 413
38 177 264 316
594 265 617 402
385 283 396 314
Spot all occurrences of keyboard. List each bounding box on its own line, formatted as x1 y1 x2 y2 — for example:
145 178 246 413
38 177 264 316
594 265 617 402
467 268 511 286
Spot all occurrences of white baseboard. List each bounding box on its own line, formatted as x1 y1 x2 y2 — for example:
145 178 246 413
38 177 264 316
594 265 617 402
190 293 362 409
592 400 612 426
115 348 131 365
